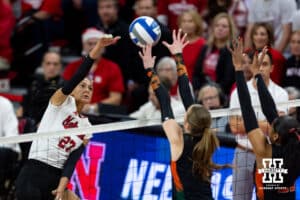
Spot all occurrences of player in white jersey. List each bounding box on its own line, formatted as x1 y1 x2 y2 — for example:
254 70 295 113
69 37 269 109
15 35 120 200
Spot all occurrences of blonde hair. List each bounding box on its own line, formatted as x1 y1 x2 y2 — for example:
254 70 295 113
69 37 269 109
186 104 221 181
207 12 237 49
178 10 204 36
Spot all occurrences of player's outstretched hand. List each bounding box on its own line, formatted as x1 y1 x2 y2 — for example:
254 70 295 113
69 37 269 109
162 29 189 55
228 37 244 71
250 46 268 76
89 35 121 59
139 44 156 70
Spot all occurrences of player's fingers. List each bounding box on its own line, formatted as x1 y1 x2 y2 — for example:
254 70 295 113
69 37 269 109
172 29 176 41
162 41 170 49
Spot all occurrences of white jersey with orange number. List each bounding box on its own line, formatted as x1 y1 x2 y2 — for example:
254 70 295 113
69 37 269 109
29 96 92 169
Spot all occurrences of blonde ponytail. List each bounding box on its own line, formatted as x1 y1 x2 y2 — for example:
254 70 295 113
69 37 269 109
192 128 220 182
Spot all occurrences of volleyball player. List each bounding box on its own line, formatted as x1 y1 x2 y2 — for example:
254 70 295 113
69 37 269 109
15 35 120 200
139 29 225 199
229 38 300 200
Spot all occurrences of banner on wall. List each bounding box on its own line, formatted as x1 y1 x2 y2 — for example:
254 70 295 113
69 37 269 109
69 131 299 200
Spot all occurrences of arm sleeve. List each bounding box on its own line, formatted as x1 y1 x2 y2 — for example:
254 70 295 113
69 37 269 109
61 144 85 179
147 69 174 122
61 55 94 95
216 48 235 95
255 74 278 124
174 54 195 110
235 71 258 133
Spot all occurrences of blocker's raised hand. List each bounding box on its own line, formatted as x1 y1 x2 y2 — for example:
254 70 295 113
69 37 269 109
139 44 156 70
228 37 244 71
250 46 268 76
162 29 189 55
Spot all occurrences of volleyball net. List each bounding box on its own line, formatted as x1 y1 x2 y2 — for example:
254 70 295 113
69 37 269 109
1 100 300 200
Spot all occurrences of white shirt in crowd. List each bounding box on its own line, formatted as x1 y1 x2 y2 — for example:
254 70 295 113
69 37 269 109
248 0 296 48
129 97 185 120
230 79 289 149
0 96 20 153
29 96 92 169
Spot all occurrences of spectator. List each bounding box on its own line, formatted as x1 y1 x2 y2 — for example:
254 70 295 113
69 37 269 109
62 0 98 55
0 96 20 198
197 82 229 133
20 0 62 20
129 78 185 120
282 30 300 89
228 0 250 37
229 50 288 200
155 56 194 99
133 0 172 62
96 0 133 85
192 13 236 96
292 10 300 32
155 56 178 96
248 23 286 85
284 86 300 121
18 51 64 127
178 10 206 79
156 0 207 30
63 28 124 115
0 0 15 71
127 0 172 112
118 0 136 23
203 0 232 26
245 0 297 53
11 0 64 86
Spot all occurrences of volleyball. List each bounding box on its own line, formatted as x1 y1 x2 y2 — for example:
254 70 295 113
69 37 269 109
129 16 161 46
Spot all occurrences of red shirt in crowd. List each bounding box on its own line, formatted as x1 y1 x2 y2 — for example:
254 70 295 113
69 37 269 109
21 0 62 17
203 48 220 81
63 58 125 104
268 47 286 85
0 1 15 63
182 37 206 79
157 0 207 30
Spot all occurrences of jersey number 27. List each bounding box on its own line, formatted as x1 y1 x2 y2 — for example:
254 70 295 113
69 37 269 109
58 136 76 152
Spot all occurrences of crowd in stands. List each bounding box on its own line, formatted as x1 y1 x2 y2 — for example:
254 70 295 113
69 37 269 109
1 0 300 199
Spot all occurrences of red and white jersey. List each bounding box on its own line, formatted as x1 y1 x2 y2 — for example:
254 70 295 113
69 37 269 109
29 96 92 169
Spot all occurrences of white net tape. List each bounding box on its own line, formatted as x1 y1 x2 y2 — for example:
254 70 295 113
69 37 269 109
0 99 299 145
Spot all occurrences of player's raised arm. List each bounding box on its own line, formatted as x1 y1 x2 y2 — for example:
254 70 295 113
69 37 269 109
163 29 193 110
228 38 268 157
51 35 120 106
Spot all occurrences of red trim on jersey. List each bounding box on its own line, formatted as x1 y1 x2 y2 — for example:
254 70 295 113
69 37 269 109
171 161 184 191
255 169 264 200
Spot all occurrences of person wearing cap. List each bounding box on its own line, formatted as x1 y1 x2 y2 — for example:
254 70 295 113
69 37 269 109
62 28 124 115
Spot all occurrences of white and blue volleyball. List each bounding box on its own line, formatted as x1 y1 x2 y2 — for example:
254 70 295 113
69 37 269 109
129 16 161 46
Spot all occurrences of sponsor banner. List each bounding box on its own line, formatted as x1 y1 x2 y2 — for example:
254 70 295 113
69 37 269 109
70 131 300 200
